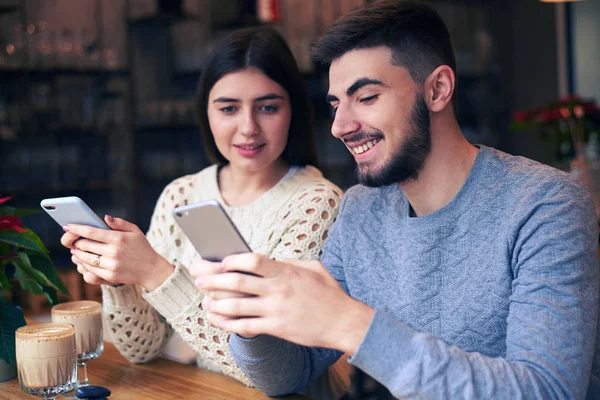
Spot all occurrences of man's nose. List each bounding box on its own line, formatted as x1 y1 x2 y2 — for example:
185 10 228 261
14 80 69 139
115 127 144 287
331 104 360 139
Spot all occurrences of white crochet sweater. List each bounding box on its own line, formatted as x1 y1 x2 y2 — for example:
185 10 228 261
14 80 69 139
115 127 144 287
101 165 342 385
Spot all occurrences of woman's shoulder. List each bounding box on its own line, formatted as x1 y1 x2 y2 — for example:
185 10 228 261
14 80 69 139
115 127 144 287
291 166 343 196
158 165 218 204
285 166 344 213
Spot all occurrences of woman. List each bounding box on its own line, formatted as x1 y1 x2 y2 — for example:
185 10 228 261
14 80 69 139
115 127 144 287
61 27 346 398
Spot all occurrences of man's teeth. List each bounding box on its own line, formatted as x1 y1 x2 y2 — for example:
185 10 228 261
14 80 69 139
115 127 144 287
351 139 380 154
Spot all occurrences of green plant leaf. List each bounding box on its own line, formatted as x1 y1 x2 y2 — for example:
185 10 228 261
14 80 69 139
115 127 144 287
0 206 40 218
22 229 49 253
0 263 11 293
13 254 65 304
14 269 45 295
25 252 70 296
0 299 26 369
0 230 44 252
12 253 47 287
13 268 59 305
41 285 59 305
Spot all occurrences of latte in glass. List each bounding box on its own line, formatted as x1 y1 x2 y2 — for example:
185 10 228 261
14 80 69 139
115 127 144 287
16 323 77 397
51 300 103 359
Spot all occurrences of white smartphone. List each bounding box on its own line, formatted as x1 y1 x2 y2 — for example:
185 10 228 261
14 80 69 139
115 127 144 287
173 200 251 262
40 196 110 230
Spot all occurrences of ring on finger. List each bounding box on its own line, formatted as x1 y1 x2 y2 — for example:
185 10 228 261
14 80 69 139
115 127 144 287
92 254 101 267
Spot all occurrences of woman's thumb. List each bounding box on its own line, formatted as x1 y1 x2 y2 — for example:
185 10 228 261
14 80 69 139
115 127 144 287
104 215 137 232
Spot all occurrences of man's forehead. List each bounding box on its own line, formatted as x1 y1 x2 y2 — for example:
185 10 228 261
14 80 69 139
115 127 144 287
328 47 411 95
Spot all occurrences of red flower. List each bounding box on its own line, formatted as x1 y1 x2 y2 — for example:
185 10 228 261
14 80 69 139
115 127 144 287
559 94 584 104
0 196 26 233
0 216 26 233
513 111 529 122
0 196 14 206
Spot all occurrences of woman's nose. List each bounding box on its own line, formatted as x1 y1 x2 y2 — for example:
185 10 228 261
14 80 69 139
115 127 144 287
240 110 260 137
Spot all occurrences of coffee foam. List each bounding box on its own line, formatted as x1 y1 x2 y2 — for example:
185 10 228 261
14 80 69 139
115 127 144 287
16 323 76 351
52 301 103 356
16 323 77 388
51 300 102 317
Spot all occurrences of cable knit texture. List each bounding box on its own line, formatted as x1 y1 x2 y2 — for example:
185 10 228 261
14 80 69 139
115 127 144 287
230 146 600 399
101 165 342 386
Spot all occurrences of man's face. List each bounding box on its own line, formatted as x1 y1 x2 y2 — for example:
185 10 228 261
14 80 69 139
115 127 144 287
327 47 431 187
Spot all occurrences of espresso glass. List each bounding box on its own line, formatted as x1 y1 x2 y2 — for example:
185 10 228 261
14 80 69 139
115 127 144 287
16 323 77 400
51 301 103 396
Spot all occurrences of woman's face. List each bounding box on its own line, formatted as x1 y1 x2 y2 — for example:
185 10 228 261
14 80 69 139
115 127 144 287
207 68 292 173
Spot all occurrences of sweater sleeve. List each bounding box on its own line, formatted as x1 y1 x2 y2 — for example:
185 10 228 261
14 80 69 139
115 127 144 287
141 261 253 385
133 174 253 385
100 177 188 364
230 181 346 396
348 180 599 399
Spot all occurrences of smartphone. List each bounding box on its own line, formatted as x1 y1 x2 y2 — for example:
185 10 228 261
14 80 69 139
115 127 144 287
173 200 251 262
40 196 110 230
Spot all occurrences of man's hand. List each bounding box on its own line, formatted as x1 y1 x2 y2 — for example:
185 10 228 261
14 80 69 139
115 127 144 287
62 215 174 291
190 253 374 355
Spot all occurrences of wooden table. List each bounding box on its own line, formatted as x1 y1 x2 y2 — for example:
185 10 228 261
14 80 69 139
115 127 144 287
0 341 310 399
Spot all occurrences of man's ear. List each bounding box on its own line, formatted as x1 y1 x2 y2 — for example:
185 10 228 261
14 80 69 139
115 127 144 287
424 65 455 113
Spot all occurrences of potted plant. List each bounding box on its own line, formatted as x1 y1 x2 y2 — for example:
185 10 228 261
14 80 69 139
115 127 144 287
511 95 600 166
0 196 70 381
512 96 600 231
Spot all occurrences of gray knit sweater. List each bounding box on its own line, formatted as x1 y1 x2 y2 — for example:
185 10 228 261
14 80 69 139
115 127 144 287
230 146 600 399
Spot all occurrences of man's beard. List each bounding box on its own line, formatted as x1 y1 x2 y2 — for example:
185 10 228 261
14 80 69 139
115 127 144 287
356 94 431 187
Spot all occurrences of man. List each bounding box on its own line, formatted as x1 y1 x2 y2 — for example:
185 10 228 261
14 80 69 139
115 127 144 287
190 1 600 398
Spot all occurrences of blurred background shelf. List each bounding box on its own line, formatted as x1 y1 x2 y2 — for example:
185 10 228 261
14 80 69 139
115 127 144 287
127 14 201 28
0 67 130 78
5 181 116 196
2 0 594 311
134 123 197 133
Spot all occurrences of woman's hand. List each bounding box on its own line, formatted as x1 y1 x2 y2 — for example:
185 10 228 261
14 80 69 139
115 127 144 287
64 215 174 291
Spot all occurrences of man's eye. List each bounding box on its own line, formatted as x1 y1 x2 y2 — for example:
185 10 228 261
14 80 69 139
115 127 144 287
329 106 337 118
360 95 379 104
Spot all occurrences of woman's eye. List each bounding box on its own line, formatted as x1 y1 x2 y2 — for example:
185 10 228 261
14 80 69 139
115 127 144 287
220 106 237 114
260 105 278 113
360 95 379 104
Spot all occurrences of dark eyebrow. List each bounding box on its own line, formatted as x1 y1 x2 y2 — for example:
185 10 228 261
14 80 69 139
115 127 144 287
326 78 386 104
254 94 284 102
213 94 283 103
346 78 385 97
213 97 240 103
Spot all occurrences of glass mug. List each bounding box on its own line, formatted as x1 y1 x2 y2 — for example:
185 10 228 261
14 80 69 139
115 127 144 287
16 323 77 399
51 301 103 395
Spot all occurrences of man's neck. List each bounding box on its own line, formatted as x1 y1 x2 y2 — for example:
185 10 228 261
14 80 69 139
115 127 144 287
400 117 479 217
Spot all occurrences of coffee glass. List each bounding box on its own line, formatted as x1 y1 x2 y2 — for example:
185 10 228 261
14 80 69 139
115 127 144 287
16 323 77 399
51 301 103 393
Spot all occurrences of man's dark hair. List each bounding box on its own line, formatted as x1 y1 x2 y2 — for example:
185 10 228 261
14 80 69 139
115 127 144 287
312 0 456 85
196 27 319 167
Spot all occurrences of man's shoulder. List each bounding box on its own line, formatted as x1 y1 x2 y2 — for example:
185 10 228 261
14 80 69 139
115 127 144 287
483 147 591 204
